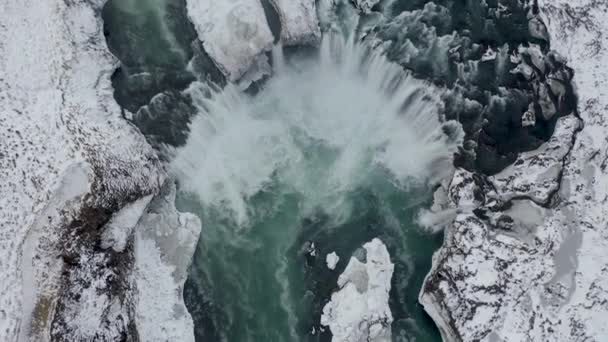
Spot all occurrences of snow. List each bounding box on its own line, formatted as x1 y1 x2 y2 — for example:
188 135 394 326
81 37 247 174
269 0 321 45
321 238 394 342
185 0 274 82
326 251 340 270
0 0 165 340
3 0 607 341
419 0 608 340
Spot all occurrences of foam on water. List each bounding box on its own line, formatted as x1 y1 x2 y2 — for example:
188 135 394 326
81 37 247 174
172 33 463 227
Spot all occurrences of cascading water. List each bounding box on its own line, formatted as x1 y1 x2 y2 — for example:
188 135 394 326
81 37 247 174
173 33 462 342
98 0 578 339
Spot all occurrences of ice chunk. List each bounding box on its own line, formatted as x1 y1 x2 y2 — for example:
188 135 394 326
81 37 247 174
326 251 340 270
321 238 394 342
186 0 274 82
481 47 497 61
133 183 201 342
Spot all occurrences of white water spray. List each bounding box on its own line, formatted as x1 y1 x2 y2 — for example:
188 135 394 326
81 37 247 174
172 33 463 226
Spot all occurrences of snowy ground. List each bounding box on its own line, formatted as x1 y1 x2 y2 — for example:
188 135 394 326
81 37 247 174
419 0 608 340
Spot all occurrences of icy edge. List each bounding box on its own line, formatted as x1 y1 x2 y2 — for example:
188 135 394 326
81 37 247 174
133 182 201 342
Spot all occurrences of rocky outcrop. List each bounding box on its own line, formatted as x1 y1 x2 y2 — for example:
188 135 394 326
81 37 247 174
419 0 608 340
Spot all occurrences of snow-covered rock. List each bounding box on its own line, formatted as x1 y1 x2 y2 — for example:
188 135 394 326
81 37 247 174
326 251 340 270
420 0 608 340
321 238 394 342
186 0 274 82
268 0 321 45
489 114 581 204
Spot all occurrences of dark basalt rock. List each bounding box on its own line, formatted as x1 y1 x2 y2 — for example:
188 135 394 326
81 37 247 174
132 90 196 149
367 0 577 175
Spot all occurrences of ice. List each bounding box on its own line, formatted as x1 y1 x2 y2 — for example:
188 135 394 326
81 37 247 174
326 252 340 270
321 239 394 342
489 115 581 204
420 1 608 339
354 0 381 14
101 195 153 252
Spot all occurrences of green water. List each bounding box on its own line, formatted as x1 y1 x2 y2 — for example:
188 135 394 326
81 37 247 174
178 169 443 342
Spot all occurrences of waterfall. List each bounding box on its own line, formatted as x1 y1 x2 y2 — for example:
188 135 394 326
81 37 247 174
173 33 463 342
172 33 463 226
272 44 286 74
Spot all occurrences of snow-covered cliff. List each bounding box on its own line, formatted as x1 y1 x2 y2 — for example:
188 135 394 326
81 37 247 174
419 0 608 340
0 0 199 341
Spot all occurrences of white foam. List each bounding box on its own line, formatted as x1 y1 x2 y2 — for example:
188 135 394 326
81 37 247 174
172 33 462 226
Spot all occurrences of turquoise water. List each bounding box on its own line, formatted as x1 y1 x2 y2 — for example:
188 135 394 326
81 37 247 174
99 1 476 341
178 156 443 342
